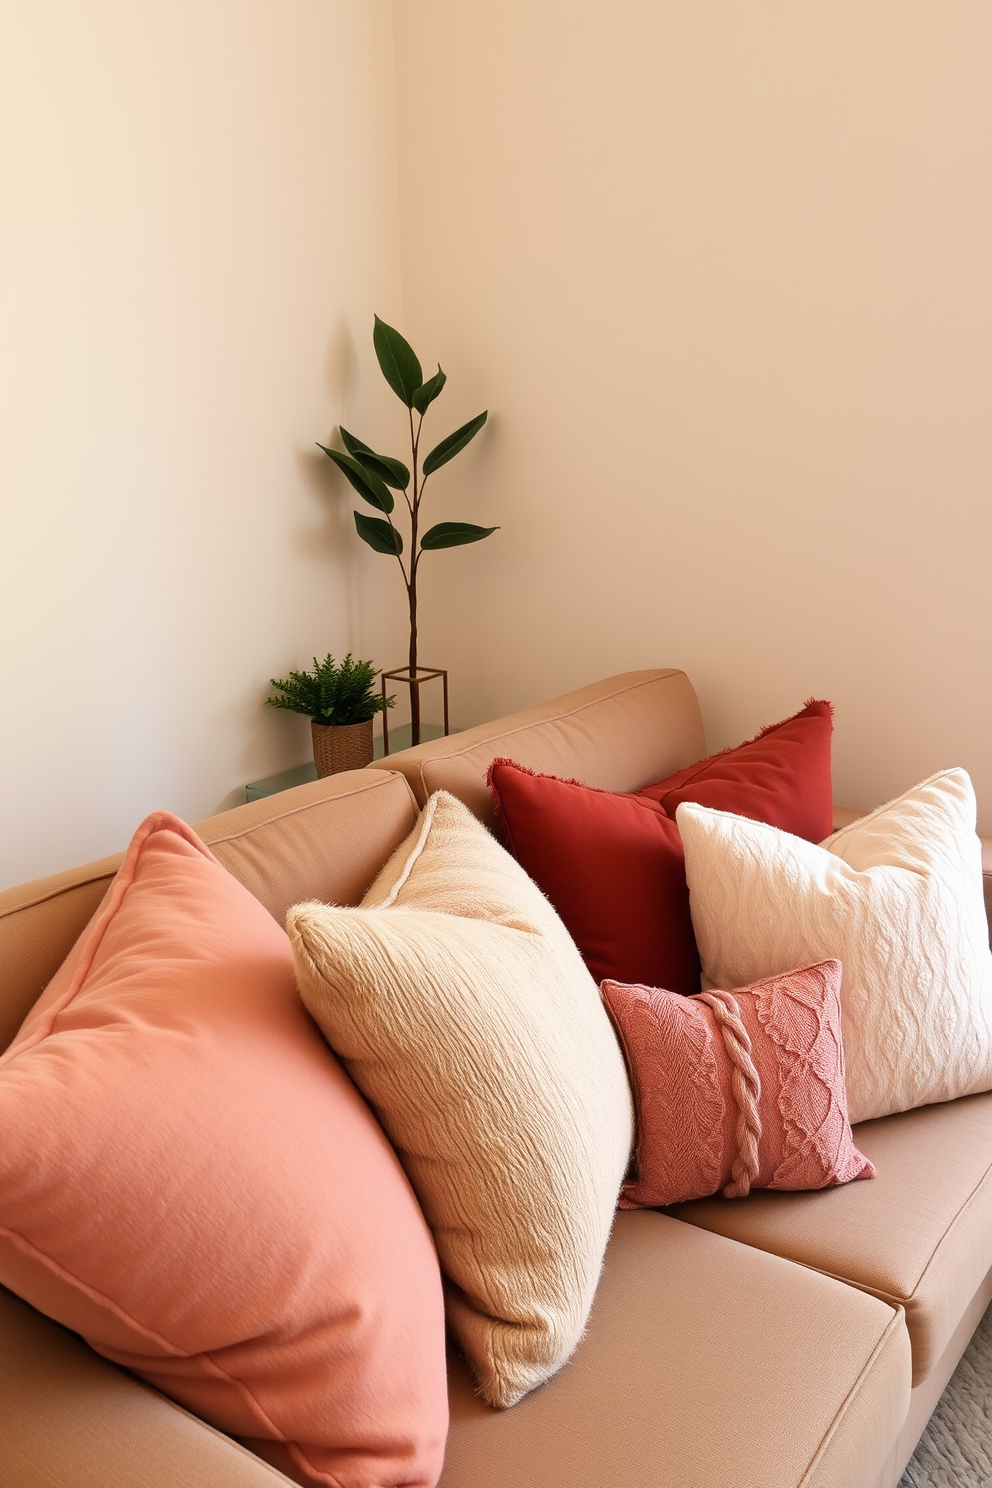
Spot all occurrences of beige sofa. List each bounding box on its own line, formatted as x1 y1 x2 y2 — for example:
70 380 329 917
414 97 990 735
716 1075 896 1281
3 668 992 1488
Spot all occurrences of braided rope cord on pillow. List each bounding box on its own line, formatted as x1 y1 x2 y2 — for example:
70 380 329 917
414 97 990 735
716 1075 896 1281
697 990 761 1198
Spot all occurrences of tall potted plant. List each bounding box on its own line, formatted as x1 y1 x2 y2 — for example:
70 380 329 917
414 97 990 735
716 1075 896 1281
318 316 497 746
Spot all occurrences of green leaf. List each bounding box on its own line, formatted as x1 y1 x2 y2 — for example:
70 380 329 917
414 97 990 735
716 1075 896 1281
411 365 447 415
357 450 411 491
355 510 403 555
339 427 410 490
420 521 498 550
422 411 488 476
317 445 394 513
266 652 393 723
373 315 423 407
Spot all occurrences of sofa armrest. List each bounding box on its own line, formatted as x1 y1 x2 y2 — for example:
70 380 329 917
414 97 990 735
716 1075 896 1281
0 1287 292 1488
833 806 992 948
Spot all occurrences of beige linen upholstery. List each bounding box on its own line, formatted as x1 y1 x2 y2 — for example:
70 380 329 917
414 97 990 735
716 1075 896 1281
195 768 419 924
866 1268 992 1488
671 1091 992 1387
440 1210 910 1488
0 1287 291 1488
373 669 706 828
831 806 869 831
0 851 123 1053
0 768 418 1052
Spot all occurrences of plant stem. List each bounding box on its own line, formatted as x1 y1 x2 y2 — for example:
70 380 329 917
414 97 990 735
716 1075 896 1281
408 583 419 746
408 406 421 745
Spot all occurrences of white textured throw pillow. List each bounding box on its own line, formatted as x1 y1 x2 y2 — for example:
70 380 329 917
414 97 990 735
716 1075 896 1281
287 791 634 1408
677 769 992 1125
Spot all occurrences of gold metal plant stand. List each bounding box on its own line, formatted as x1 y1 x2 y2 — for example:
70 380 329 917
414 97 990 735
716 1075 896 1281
380 667 449 754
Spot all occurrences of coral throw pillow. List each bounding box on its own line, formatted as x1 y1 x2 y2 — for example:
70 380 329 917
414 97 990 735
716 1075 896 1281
287 791 634 1410
488 699 833 992
602 961 874 1210
678 769 992 1124
0 812 448 1488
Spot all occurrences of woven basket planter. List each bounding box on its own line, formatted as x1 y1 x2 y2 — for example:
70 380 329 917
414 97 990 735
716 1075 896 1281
311 719 374 778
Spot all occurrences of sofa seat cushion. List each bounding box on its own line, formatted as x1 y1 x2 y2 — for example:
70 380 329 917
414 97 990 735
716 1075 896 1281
0 1286 290 1488
670 1092 992 1387
440 1210 909 1488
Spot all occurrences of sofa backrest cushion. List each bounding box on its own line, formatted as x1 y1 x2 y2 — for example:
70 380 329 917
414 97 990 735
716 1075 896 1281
373 670 706 828
0 768 418 1054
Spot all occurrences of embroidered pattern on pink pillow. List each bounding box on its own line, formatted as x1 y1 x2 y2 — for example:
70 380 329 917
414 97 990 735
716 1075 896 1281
601 960 874 1209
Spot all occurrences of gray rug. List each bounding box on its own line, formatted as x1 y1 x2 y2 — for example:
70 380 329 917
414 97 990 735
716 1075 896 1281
899 1303 992 1487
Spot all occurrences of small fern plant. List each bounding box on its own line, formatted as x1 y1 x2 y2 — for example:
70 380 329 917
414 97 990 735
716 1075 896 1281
266 654 394 726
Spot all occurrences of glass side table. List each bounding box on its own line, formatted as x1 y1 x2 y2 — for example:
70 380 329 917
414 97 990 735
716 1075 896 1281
245 723 449 803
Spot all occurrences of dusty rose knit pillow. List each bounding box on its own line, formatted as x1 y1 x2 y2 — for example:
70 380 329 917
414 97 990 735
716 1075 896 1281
601 961 874 1209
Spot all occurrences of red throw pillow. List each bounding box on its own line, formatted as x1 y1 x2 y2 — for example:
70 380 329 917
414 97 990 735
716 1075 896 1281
638 699 834 842
0 811 448 1488
601 961 874 1209
488 700 833 992
489 764 702 994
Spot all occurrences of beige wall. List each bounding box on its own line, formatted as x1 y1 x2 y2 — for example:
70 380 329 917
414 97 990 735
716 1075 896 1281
393 2 992 829
4 2 991 889
0 1 406 886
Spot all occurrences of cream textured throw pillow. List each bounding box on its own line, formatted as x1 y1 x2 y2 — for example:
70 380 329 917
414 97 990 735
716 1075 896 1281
287 791 634 1409
677 769 992 1125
